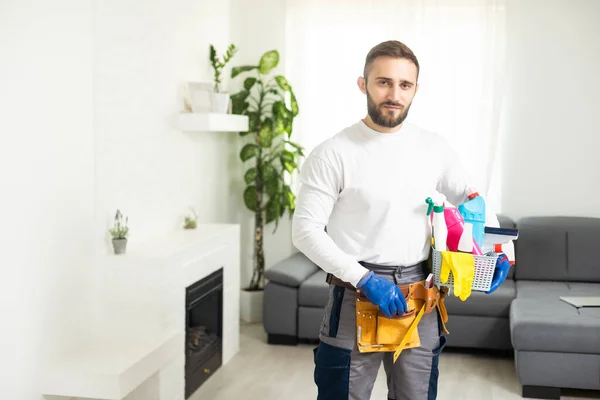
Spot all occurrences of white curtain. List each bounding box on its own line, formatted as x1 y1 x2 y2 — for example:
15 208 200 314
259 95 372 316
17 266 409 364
284 0 506 196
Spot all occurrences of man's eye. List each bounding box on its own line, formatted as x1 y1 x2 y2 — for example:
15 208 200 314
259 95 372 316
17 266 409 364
379 81 391 86
401 84 411 89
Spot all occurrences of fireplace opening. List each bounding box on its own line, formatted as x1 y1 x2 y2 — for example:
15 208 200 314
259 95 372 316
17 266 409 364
185 268 223 399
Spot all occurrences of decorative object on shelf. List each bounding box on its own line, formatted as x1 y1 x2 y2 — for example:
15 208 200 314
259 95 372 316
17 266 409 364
109 209 129 255
183 206 198 230
230 49 304 317
209 43 237 114
185 82 212 113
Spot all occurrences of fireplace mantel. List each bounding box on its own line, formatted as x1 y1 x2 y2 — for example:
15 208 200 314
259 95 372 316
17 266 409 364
41 224 240 400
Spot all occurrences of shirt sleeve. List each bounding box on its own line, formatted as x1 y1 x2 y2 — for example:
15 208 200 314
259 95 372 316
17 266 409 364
435 137 472 206
291 154 369 287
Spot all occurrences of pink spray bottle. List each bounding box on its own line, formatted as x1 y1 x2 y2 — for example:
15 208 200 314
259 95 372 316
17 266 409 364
426 197 482 255
445 207 482 255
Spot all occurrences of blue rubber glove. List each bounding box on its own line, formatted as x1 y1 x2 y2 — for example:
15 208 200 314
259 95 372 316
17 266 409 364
357 271 407 318
486 253 512 294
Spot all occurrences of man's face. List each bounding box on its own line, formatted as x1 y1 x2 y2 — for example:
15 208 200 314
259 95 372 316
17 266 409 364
358 57 419 129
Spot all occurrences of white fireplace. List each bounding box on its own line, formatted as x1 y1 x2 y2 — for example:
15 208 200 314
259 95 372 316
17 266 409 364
41 224 240 400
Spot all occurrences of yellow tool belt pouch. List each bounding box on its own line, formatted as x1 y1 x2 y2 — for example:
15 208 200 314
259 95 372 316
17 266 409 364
355 281 449 363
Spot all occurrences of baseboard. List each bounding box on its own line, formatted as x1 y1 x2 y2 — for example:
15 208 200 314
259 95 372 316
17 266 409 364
267 334 298 345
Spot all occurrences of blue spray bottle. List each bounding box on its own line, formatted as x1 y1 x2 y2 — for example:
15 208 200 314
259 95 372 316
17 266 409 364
458 190 486 249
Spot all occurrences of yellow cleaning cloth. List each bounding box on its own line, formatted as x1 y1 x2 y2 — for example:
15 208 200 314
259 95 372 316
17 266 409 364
440 251 475 301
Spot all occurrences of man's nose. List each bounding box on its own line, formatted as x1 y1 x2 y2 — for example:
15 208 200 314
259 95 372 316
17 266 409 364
387 86 402 103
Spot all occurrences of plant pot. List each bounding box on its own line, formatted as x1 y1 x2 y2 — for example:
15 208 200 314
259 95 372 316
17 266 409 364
112 238 127 255
210 92 230 114
240 288 264 323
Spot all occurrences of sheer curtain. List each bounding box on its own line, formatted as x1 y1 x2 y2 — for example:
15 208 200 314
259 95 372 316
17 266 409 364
284 0 506 197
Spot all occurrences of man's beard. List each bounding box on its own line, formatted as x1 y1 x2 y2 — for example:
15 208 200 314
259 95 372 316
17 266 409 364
366 89 411 128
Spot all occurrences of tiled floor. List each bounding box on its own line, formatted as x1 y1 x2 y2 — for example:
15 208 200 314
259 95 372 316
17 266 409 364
190 323 600 400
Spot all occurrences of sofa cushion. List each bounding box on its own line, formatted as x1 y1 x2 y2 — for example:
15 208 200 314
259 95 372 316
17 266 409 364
515 217 600 283
265 252 319 288
510 281 600 354
444 280 516 318
298 270 329 308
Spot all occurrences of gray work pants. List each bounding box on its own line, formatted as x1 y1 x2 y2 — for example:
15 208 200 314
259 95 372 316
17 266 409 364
313 262 447 400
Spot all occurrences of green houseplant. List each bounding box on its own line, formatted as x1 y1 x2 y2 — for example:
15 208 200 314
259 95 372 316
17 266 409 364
109 209 129 255
209 44 237 114
230 49 304 292
183 206 198 229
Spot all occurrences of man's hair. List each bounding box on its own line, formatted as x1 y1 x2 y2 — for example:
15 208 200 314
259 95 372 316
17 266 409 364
363 40 420 81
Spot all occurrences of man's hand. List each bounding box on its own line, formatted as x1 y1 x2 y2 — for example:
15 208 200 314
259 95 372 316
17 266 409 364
357 271 407 318
486 253 512 294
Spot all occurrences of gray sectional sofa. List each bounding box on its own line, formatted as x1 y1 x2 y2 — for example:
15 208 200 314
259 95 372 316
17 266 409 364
263 216 600 399
509 217 600 398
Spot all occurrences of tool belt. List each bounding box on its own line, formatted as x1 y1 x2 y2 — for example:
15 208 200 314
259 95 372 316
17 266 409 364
326 274 449 363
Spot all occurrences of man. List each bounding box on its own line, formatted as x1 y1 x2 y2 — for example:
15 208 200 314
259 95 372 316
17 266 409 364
291 40 511 400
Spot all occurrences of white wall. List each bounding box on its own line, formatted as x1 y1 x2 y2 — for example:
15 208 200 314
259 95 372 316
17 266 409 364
499 0 600 219
93 0 234 251
0 1 94 398
0 0 233 398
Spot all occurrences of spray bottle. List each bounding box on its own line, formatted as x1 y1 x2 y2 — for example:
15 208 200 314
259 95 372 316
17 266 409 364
458 189 486 249
433 204 447 251
426 197 482 255
444 206 483 255
426 198 447 250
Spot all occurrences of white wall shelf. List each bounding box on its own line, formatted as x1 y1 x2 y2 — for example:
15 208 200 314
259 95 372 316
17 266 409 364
179 113 249 132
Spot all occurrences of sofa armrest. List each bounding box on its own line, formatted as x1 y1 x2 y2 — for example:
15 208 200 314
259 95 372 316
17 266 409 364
497 214 516 229
265 252 319 288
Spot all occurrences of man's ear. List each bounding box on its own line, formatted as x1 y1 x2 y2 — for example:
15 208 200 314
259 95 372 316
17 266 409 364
357 76 367 95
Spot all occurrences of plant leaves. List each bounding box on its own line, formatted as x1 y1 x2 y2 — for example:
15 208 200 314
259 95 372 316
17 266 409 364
265 195 281 224
272 101 286 118
230 90 250 115
259 50 280 74
230 90 250 101
290 91 299 116
286 140 304 155
281 157 297 173
244 77 257 91
240 144 259 162
283 185 296 212
231 65 257 78
247 112 260 132
281 150 295 162
258 120 273 148
261 164 278 181
275 76 291 91
243 185 258 212
286 140 303 150
279 194 287 217
265 177 279 197
273 116 285 135
209 45 216 62
285 117 293 137
244 168 257 185
232 100 249 116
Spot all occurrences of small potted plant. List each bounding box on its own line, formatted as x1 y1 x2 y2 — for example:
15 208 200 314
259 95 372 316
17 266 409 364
183 216 197 229
209 43 237 113
109 209 129 254
183 207 198 229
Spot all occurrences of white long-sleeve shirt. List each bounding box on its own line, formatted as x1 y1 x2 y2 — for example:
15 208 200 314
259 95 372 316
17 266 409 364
292 120 502 287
